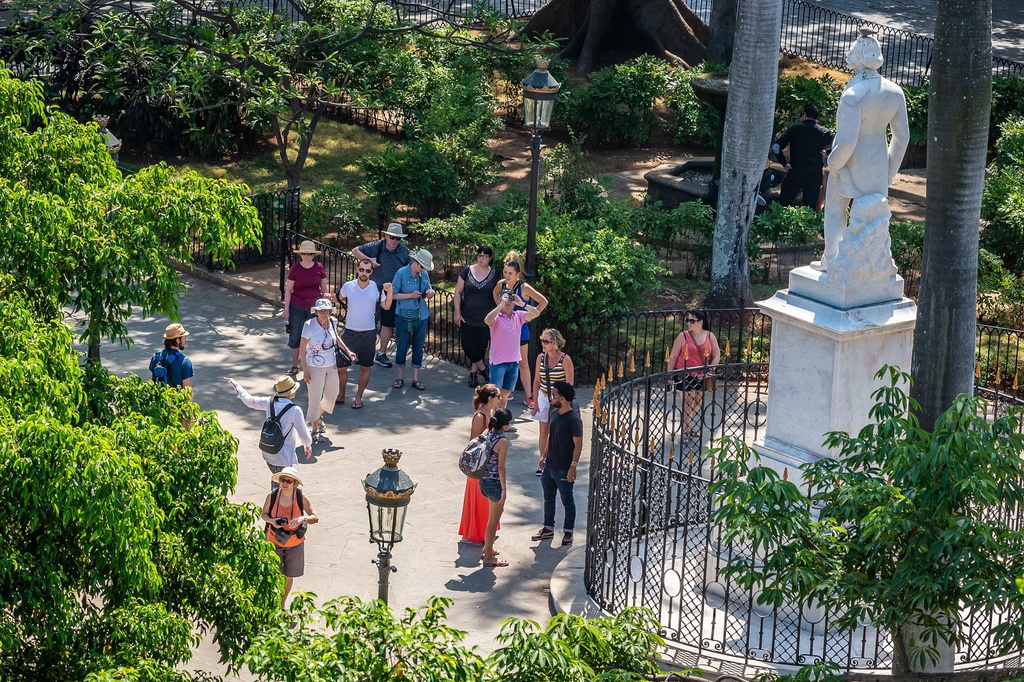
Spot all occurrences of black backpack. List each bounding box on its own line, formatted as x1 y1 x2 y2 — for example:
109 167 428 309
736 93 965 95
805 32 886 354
260 399 296 454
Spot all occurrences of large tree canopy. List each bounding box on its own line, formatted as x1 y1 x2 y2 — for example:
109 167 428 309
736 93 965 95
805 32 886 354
0 68 261 360
0 285 281 681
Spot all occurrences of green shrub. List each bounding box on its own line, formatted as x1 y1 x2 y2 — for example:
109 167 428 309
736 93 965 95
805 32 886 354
889 218 925 277
664 62 723 147
902 83 930 148
981 118 1024 272
561 55 669 148
302 183 366 240
542 133 613 216
774 73 844 133
991 74 1024 146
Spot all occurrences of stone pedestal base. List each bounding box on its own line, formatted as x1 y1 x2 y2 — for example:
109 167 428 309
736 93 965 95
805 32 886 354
756 289 917 464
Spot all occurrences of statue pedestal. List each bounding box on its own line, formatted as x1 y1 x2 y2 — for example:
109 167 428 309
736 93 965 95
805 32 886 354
755 271 917 468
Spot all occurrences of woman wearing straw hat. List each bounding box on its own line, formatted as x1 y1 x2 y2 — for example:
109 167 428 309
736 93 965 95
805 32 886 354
261 466 318 609
300 298 357 441
226 374 313 474
285 240 326 375
390 249 435 391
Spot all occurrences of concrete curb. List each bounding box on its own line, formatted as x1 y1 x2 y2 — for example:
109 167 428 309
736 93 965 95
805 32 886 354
549 545 606 618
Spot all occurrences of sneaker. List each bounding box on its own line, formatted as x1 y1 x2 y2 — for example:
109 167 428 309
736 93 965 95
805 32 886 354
374 353 392 368
531 527 555 541
535 468 543 476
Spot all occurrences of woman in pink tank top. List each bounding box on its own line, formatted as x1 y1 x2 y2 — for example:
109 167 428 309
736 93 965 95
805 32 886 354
667 310 721 439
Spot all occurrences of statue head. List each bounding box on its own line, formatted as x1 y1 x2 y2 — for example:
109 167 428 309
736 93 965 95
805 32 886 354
846 28 884 72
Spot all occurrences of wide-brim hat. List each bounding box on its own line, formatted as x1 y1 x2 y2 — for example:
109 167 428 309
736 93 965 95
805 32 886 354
311 298 334 312
164 323 189 340
294 240 321 255
410 249 434 271
274 374 300 397
272 466 302 486
383 222 408 239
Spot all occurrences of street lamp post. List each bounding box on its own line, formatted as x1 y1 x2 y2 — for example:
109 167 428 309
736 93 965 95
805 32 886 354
521 58 561 288
362 448 417 605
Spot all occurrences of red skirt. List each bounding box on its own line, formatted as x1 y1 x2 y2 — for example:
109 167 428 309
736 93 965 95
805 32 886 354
458 477 496 542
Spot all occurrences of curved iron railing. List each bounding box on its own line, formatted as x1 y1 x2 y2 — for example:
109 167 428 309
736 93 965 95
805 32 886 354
586 364 1024 674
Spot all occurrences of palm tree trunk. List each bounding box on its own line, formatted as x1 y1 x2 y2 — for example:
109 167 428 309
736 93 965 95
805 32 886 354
911 0 992 430
706 0 781 309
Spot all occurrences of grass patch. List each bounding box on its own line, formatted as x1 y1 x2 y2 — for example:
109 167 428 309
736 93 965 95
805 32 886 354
173 119 389 193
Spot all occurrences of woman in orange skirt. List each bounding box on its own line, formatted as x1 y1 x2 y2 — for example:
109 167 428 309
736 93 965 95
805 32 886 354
459 383 501 544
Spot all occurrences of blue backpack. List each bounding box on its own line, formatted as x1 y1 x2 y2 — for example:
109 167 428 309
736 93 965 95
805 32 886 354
150 349 182 385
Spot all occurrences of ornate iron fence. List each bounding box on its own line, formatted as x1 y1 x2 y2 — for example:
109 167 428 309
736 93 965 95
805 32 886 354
586 364 1024 674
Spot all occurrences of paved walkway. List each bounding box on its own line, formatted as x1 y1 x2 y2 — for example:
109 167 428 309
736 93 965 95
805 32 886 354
105 274 592 679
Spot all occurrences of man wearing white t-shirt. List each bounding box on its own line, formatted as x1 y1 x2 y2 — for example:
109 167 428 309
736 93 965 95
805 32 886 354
336 259 393 409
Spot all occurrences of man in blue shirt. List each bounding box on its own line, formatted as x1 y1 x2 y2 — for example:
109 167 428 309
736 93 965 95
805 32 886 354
390 249 434 391
149 323 195 397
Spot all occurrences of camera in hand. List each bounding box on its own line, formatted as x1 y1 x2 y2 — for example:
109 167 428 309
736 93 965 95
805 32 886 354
272 518 307 544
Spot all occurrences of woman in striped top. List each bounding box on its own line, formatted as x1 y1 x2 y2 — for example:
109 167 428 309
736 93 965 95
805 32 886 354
531 329 575 475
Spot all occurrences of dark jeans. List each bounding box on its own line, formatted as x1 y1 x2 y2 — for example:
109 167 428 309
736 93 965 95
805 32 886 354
541 466 576 532
394 316 427 368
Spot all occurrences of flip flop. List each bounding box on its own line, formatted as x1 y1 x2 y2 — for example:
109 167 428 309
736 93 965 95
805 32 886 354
483 559 509 567
393 379 404 389
351 400 363 409
412 380 426 391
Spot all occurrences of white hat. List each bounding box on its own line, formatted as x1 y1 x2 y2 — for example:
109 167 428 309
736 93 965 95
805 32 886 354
272 466 302 486
311 298 333 312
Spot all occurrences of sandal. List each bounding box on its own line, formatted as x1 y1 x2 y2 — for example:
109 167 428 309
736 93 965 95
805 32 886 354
351 400 364 409
393 378 404 389
412 380 426 391
483 558 509 567
335 397 346 405
289 366 300 376
481 550 500 559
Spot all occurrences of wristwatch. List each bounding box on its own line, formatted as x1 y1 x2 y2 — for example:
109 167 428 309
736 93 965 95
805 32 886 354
570 462 578 468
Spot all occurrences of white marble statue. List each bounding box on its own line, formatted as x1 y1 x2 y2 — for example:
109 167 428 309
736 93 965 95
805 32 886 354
812 29 910 274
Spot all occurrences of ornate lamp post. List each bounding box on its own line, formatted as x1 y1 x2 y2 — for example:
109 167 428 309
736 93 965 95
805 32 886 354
362 448 417 605
521 57 561 288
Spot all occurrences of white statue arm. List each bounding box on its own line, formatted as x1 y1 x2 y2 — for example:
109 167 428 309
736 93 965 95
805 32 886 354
887 94 910 185
828 94 861 172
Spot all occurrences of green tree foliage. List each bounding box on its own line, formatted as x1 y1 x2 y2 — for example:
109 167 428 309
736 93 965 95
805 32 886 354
0 287 280 682
561 55 670 148
242 595 664 682
982 115 1024 272
710 367 1024 677
0 67 260 359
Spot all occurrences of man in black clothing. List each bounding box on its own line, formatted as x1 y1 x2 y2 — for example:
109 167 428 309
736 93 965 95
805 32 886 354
772 104 835 209
531 381 584 547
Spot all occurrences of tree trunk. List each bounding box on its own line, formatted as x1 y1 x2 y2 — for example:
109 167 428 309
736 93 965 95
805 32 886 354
910 0 991 430
707 0 737 66
523 0 708 76
706 0 781 309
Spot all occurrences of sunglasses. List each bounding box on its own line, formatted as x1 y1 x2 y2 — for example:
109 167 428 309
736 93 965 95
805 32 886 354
685 318 699 323
541 339 554 344
358 268 372 273
386 235 402 241
278 478 295 485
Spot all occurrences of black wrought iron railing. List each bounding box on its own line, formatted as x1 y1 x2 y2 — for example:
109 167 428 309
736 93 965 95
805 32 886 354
586 364 1024 673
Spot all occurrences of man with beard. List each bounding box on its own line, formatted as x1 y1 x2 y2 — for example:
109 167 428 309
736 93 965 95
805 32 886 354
335 259 393 409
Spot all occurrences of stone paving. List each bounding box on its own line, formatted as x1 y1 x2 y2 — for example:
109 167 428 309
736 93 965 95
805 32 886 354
105 274 593 679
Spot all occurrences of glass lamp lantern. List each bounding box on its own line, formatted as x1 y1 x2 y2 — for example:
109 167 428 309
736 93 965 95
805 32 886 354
363 448 417 547
522 57 561 131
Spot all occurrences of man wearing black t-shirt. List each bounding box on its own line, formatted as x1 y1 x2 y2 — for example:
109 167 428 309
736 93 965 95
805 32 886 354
772 104 835 208
531 381 584 547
